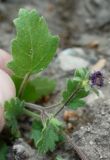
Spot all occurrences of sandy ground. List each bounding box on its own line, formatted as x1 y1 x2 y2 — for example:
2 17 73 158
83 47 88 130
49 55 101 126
1 0 110 159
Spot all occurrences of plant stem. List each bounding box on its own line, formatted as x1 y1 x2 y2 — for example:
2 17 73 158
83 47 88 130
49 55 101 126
25 101 62 112
45 101 62 109
23 108 41 121
25 103 43 112
54 87 81 117
18 73 30 98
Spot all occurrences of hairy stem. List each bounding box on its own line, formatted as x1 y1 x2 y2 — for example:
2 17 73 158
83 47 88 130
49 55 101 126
24 108 41 121
25 101 62 112
18 73 30 98
25 103 43 112
54 87 81 117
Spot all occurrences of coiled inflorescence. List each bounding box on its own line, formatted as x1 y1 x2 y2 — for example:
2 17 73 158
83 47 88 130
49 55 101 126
90 71 104 87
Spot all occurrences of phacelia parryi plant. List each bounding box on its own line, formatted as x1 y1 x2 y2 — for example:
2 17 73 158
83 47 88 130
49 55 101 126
0 9 104 158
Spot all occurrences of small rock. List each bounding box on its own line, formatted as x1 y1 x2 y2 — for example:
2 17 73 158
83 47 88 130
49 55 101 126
89 140 94 145
91 58 106 71
12 139 42 160
59 48 86 57
63 110 79 122
58 48 89 71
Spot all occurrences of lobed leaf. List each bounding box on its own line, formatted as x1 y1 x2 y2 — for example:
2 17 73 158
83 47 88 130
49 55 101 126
31 121 43 147
4 98 24 137
69 99 86 109
37 117 62 153
0 141 8 160
8 9 59 77
12 76 56 102
63 68 90 109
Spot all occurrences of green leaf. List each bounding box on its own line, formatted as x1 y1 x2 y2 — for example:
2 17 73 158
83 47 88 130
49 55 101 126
69 99 86 109
63 68 90 109
0 141 8 160
37 117 62 153
4 98 24 137
23 77 56 102
63 80 79 102
30 121 43 147
12 76 56 102
74 89 89 99
11 75 23 94
84 84 91 92
8 9 59 78
74 68 89 79
72 77 81 82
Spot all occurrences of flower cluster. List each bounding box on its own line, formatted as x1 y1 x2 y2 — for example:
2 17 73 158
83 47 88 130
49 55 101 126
90 71 104 87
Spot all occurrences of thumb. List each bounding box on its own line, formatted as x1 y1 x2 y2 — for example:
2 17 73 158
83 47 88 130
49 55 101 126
0 49 12 75
0 106 5 132
0 69 16 132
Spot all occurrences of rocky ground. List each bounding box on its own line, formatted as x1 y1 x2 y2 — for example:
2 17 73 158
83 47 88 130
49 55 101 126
1 0 110 159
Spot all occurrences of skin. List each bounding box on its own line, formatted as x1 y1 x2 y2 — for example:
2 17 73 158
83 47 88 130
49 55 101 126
0 50 15 132
0 107 4 132
0 49 12 75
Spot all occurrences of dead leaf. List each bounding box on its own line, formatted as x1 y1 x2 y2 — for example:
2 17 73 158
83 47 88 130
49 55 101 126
91 58 106 71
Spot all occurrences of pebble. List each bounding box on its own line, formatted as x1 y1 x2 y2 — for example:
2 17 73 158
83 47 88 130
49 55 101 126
12 139 39 160
89 141 94 145
91 58 106 71
58 48 89 71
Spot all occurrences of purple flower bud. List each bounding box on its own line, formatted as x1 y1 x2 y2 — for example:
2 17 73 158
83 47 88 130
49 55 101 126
90 71 104 87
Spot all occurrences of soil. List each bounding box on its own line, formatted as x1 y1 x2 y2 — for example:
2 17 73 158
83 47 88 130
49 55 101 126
1 0 110 159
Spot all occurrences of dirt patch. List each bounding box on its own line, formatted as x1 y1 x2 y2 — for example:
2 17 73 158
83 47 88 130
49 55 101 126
0 0 110 159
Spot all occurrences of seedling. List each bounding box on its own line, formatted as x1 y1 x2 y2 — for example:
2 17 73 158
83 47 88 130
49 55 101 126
0 8 103 159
